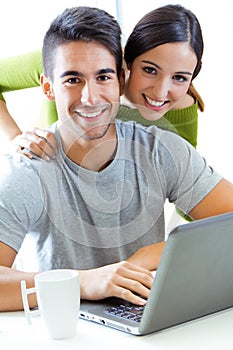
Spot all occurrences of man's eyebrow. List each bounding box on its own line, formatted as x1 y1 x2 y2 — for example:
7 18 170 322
59 68 116 79
141 60 193 76
59 71 84 78
96 68 116 75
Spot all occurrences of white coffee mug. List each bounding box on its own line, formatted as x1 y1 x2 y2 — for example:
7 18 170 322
21 269 80 340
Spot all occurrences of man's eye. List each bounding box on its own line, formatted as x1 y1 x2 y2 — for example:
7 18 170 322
97 75 110 81
143 66 157 74
67 78 79 84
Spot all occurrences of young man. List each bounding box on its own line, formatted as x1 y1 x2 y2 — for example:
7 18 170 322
0 6 233 312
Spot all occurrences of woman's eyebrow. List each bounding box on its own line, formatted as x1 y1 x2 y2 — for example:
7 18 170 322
141 60 193 76
141 60 162 71
175 71 193 76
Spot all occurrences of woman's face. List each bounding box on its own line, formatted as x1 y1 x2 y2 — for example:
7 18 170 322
125 42 197 120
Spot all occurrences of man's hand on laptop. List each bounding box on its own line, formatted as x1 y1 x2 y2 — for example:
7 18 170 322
79 261 154 305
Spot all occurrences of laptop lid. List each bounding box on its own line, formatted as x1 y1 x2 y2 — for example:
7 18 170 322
80 212 233 335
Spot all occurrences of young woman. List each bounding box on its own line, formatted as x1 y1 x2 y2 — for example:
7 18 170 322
0 4 204 158
121 4 204 147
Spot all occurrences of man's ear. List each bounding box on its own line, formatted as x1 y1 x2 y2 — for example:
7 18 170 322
119 68 125 96
40 74 55 101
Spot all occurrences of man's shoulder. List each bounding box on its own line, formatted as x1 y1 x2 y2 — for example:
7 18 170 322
115 118 195 161
0 148 51 190
115 118 158 133
0 151 33 169
115 118 184 141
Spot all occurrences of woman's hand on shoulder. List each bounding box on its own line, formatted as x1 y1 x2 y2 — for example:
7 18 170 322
13 127 57 160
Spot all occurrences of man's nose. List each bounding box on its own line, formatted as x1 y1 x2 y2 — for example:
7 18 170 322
80 82 97 105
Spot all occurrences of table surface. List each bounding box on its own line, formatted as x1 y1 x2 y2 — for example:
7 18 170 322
1 308 233 349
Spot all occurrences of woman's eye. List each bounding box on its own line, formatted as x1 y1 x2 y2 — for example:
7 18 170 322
143 66 157 74
173 75 187 83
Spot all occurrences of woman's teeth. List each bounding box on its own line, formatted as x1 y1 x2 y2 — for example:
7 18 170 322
145 95 165 107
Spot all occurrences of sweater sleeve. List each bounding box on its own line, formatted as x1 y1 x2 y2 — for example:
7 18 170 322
0 50 42 94
118 101 198 148
0 50 58 126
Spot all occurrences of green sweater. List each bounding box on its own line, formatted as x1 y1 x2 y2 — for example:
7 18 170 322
0 50 198 147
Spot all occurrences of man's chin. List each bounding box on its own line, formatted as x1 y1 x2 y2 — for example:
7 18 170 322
82 122 113 140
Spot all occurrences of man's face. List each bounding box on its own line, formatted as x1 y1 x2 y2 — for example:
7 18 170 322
42 41 123 142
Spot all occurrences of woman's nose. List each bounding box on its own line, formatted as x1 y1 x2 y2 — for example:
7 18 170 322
151 78 170 100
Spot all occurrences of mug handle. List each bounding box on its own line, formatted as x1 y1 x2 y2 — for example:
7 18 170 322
21 280 40 325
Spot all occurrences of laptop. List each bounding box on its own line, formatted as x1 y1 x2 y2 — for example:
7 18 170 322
79 212 233 335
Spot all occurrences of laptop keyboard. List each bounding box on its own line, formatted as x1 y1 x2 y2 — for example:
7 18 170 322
105 302 145 323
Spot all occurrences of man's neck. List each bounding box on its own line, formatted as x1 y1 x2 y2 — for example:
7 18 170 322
61 123 117 172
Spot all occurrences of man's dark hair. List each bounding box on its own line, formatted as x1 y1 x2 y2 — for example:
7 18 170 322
42 6 122 80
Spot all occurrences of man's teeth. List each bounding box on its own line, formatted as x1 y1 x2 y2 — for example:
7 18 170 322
145 95 164 107
78 110 102 118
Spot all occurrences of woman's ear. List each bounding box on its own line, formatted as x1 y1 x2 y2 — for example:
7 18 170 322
40 74 55 101
119 68 125 96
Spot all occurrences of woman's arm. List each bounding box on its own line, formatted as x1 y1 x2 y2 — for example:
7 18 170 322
0 50 42 141
0 99 57 159
0 50 42 93
0 99 22 140
0 50 57 157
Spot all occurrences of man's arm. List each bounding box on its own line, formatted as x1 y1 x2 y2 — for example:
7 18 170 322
0 242 154 312
126 241 165 271
0 266 38 311
0 242 38 311
189 178 233 220
78 261 153 305
126 178 233 272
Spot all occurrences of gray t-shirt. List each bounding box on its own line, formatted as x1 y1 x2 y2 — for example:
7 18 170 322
0 120 222 271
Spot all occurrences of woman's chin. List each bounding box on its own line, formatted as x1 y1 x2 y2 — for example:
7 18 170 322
138 106 166 121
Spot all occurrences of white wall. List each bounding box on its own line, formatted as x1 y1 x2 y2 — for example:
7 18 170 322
0 0 233 180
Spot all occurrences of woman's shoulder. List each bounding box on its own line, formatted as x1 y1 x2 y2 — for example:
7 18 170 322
118 101 199 147
172 93 195 110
